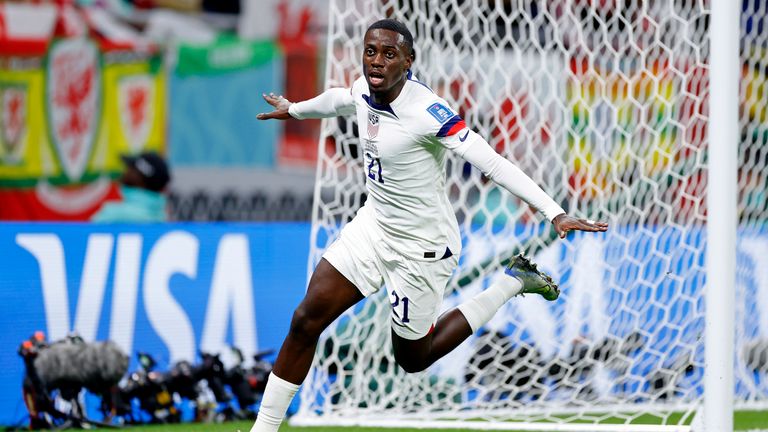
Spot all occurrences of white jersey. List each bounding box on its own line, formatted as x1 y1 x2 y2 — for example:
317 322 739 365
348 74 467 260
290 72 565 261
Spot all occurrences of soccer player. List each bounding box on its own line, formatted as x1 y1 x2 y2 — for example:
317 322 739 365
250 19 608 431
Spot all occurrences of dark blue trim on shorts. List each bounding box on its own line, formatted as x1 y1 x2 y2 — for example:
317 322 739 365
423 247 453 260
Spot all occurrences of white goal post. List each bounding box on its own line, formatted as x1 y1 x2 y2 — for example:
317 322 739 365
294 1 766 431
704 1 738 431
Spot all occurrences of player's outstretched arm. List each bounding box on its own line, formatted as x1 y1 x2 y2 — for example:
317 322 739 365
258 87 356 121
552 213 609 239
257 92 293 120
444 129 609 238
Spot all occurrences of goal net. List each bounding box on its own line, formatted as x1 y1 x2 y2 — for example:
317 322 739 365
295 1 768 430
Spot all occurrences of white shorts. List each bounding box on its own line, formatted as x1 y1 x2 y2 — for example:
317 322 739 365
323 206 459 340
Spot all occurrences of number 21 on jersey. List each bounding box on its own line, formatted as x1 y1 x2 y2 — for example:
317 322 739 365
366 152 384 183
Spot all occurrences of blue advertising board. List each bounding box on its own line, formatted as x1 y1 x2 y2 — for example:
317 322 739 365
0 223 309 424
1 223 767 424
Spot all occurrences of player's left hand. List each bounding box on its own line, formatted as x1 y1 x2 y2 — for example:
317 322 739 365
552 214 609 239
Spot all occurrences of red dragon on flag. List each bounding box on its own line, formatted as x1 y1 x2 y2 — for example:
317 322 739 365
47 38 100 181
118 75 154 153
1 86 27 162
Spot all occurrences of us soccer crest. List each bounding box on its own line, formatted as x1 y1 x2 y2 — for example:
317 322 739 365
47 38 101 181
367 110 379 139
118 75 154 153
0 85 27 162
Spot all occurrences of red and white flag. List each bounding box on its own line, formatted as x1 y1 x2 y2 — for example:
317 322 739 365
118 75 154 153
47 38 100 181
1 87 27 160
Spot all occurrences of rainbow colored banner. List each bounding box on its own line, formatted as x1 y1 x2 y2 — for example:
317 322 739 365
0 38 166 220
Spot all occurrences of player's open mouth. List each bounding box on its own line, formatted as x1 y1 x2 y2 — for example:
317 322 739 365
369 72 384 85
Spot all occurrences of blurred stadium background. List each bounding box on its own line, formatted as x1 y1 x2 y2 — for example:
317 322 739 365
0 0 767 431
0 0 325 428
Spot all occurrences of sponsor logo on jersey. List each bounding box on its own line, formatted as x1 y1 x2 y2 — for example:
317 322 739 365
459 130 470 142
368 110 380 139
1 86 27 161
118 75 154 153
47 38 101 181
427 102 453 124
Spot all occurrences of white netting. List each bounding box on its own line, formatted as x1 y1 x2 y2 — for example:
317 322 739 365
296 0 768 429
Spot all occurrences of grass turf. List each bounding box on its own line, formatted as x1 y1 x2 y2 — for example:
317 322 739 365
87 410 768 432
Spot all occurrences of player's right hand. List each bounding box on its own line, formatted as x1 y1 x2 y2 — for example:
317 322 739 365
257 92 293 120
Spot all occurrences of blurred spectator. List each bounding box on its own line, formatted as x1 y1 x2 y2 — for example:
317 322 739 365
152 0 240 14
143 8 218 44
92 152 171 222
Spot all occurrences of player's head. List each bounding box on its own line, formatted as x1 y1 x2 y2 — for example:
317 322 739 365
366 19 415 60
363 19 414 102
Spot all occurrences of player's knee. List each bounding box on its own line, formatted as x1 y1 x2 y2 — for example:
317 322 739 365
288 306 327 341
397 359 428 374
394 353 429 374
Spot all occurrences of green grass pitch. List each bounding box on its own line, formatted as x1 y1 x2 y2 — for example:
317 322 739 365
86 410 768 432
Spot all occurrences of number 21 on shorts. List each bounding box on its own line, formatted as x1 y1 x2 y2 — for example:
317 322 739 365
389 290 410 323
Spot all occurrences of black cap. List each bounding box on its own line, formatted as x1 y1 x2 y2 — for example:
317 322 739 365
120 152 171 192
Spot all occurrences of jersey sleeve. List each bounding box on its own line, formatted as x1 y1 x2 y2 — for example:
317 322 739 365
420 97 475 154
417 97 467 139
289 87 356 119
442 127 566 222
418 94 565 221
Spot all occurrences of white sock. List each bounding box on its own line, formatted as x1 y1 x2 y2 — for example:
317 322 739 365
457 273 523 332
249 372 300 432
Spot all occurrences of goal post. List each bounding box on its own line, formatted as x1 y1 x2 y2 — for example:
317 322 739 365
294 1 766 430
704 0 738 431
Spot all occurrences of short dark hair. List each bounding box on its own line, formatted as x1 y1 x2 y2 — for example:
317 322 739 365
366 19 415 59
